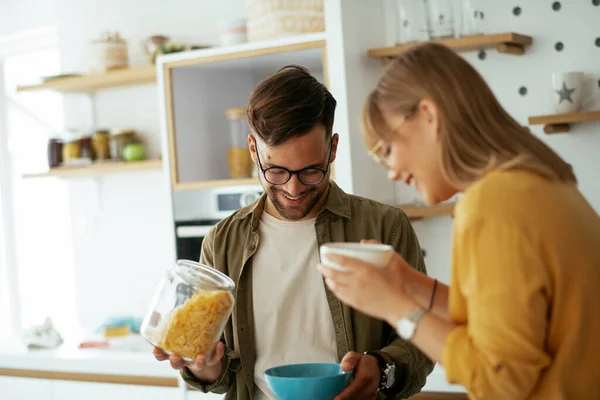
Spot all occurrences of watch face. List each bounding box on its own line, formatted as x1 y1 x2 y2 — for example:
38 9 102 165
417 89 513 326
398 319 416 340
386 364 396 388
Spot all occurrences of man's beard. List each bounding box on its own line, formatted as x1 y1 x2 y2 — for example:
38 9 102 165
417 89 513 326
265 182 328 221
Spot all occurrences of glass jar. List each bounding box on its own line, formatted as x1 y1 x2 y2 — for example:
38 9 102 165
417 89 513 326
110 128 137 160
92 129 111 161
79 136 93 161
426 0 455 39
47 138 63 168
62 139 81 164
141 260 235 361
224 107 253 178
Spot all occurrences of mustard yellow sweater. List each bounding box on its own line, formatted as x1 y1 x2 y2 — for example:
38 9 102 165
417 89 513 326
443 170 600 399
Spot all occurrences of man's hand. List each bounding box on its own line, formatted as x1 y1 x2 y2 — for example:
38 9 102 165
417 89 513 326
335 352 380 400
152 341 225 383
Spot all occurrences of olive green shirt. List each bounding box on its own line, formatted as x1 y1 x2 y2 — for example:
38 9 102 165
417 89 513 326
181 181 434 399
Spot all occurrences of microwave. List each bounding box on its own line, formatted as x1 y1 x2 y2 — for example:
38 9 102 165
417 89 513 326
173 185 263 262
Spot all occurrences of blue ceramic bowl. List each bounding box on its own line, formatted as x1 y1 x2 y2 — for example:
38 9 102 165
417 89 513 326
264 363 352 400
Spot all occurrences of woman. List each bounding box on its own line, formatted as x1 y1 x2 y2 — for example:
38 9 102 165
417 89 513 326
319 43 600 399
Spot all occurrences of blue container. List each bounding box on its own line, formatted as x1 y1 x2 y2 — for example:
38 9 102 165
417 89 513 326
264 363 353 400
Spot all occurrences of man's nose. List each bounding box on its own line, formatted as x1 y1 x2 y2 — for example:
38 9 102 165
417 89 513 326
282 174 306 196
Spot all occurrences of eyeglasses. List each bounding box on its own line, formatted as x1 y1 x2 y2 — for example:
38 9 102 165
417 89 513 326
367 112 412 169
255 143 332 186
368 139 392 168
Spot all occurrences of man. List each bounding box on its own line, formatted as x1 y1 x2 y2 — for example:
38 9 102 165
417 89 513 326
154 66 434 399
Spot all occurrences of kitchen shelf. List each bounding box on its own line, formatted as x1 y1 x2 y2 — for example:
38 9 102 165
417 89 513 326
399 202 456 220
368 32 533 63
22 159 163 178
528 110 600 134
16 65 157 93
174 178 260 191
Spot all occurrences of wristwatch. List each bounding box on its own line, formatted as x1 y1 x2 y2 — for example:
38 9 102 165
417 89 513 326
396 307 426 341
364 351 396 391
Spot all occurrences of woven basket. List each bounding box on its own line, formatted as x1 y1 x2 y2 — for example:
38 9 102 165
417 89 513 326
245 0 325 43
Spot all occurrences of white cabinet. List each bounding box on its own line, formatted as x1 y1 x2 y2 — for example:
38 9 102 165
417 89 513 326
0 376 53 400
157 1 397 205
159 36 326 192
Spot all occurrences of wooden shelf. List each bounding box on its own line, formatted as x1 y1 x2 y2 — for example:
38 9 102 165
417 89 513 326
528 110 600 134
22 159 163 178
368 32 533 63
174 178 260 191
399 202 456 220
16 65 157 93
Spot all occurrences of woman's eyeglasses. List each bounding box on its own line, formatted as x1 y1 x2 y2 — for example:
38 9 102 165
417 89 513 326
368 139 392 168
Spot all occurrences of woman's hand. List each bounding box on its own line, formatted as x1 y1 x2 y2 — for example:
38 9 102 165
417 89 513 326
318 250 416 323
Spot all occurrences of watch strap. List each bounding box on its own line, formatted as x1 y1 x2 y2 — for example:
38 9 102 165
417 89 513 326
364 351 392 391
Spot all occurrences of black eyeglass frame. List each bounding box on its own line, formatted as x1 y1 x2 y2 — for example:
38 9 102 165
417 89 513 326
254 141 333 186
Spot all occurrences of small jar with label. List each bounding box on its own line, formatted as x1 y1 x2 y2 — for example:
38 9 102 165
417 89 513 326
92 129 111 161
47 138 63 168
62 137 81 165
141 260 235 361
79 136 93 161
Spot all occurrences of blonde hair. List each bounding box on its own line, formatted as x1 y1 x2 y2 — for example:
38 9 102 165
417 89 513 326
362 43 577 190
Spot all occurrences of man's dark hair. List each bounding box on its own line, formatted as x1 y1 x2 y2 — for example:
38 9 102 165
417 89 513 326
246 65 336 147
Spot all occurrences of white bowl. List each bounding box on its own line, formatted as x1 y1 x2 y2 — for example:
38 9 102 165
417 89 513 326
320 242 393 271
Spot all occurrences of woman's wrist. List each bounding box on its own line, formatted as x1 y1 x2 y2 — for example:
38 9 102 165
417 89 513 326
384 293 419 327
406 268 437 305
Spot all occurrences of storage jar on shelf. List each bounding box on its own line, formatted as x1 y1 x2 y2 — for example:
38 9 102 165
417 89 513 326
140 260 235 361
109 128 137 160
225 108 253 178
92 129 111 161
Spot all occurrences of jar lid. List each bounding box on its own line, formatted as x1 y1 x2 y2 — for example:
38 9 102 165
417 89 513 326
110 128 136 136
176 260 235 292
224 107 247 120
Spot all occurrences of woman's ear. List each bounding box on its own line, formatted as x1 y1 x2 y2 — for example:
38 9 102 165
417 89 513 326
419 98 441 140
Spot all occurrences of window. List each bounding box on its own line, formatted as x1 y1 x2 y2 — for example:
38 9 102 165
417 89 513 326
0 31 80 341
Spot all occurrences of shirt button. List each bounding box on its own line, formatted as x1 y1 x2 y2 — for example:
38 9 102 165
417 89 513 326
249 243 256 250
332 216 338 222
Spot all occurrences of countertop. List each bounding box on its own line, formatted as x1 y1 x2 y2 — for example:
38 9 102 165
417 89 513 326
0 340 179 388
0 342 464 393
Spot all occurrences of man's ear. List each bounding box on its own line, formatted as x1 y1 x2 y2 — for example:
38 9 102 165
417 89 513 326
248 134 257 163
330 133 339 164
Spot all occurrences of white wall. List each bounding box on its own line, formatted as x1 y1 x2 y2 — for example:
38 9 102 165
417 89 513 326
387 0 600 283
0 0 56 37
50 0 246 333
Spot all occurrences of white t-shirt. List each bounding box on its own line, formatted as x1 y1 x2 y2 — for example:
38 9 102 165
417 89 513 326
252 211 338 400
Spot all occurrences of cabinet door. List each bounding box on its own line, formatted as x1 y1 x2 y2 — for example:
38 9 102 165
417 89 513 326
52 381 180 400
0 376 53 400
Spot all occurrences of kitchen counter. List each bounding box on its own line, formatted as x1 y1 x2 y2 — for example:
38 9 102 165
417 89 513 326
0 343 464 395
422 364 465 393
0 342 179 387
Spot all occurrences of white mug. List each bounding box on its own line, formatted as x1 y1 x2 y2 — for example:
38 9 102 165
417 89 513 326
552 72 584 114
320 242 394 272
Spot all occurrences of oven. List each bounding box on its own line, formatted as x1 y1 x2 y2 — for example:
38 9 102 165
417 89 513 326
173 185 263 262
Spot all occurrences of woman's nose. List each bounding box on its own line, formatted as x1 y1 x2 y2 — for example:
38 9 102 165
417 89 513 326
387 169 401 181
